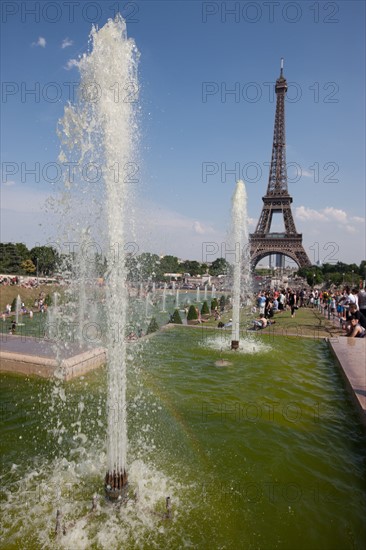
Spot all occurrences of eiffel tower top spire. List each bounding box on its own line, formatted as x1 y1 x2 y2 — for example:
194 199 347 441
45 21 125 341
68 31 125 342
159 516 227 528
267 57 289 196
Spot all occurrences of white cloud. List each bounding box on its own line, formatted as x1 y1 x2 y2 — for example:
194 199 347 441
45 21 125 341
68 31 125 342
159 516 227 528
133 200 224 260
301 170 314 178
2 180 16 187
295 206 326 221
294 205 365 264
192 221 206 235
32 36 46 48
345 225 357 234
323 207 347 224
64 58 78 71
296 206 366 232
61 37 73 49
351 216 365 224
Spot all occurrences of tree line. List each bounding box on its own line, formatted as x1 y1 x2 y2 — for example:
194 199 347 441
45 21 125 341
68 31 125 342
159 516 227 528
0 243 231 279
296 261 366 287
1 243 364 286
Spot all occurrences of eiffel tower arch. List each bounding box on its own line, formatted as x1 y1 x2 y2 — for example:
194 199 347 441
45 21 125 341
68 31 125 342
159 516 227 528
249 60 311 269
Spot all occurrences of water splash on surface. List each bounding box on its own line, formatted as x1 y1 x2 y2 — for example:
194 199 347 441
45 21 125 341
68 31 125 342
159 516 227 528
201 335 272 354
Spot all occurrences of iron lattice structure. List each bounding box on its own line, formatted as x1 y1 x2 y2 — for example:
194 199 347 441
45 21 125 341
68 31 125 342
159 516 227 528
249 61 311 268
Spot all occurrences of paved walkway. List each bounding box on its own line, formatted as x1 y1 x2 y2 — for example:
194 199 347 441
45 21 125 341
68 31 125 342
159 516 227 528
328 337 366 426
0 334 85 358
0 334 106 380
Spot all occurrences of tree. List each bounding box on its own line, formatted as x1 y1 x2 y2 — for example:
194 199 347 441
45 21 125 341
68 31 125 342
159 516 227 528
0 242 29 274
126 254 139 281
187 305 198 321
219 295 226 309
137 252 161 280
21 259 36 274
30 246 59 276
211 298 218 311
323 271 342 286
159 255 179 275
359 260 366 277
209 257 230 276
94 253 108 278
146 317 159 334
171 309 182 324
201 301 209 315
306 270 324 286
181 260 201 276
15 243 30 263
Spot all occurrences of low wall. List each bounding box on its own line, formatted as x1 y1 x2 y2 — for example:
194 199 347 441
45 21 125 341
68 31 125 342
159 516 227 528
0 347 107 381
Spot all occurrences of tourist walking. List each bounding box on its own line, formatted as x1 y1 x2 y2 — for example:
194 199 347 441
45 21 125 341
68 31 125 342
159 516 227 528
288 289 297 318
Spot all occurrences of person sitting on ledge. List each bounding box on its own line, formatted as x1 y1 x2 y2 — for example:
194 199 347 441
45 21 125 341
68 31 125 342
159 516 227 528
340 303 366 335
347 316 366 338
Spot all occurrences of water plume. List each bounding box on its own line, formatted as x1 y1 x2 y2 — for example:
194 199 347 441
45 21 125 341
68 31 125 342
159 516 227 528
58 14 140 497
230 180 249 349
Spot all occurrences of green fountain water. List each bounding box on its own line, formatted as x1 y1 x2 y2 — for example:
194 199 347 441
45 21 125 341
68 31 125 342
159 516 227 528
1 326 365 548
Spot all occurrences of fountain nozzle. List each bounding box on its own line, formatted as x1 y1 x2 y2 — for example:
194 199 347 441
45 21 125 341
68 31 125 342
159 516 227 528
104 469 128 501
231 340 239 350
165 496 172 519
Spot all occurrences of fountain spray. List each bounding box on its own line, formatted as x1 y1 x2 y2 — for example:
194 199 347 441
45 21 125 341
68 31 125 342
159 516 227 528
230 180 249 350
58 15 139 500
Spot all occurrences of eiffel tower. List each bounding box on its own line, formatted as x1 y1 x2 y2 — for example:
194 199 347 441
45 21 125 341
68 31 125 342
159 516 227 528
249 60 311 268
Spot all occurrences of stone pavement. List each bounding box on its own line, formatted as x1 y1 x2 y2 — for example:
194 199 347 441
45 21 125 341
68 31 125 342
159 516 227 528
328 337 366 427
0 334 84 358
0 334 106 380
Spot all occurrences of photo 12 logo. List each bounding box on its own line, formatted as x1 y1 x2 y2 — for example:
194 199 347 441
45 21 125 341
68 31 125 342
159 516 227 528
201 81 339 104
201 2 340 24
1 160 140 185
201 161 339 185
2 80 139 104
1 2 140 24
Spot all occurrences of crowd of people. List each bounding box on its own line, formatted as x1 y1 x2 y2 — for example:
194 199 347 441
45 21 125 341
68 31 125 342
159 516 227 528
253 285 366 337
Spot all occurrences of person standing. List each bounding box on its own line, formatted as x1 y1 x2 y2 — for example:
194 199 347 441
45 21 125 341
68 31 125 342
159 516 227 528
278 290 285 312
358 286 366 319
258 292 266 315
288 289 297 318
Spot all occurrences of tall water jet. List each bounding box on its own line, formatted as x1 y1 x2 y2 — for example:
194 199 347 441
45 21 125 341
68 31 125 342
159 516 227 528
145 292 150 319
204 285 208 301
58 15 139 500
175 288 180 308
47 292 60 340
196 286 200 303
162 282 167 312
15 295 21 325
76 227 92 346
230 180 249 350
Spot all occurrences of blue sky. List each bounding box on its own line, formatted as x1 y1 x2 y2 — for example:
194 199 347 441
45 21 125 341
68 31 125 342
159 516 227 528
1 0 365 265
